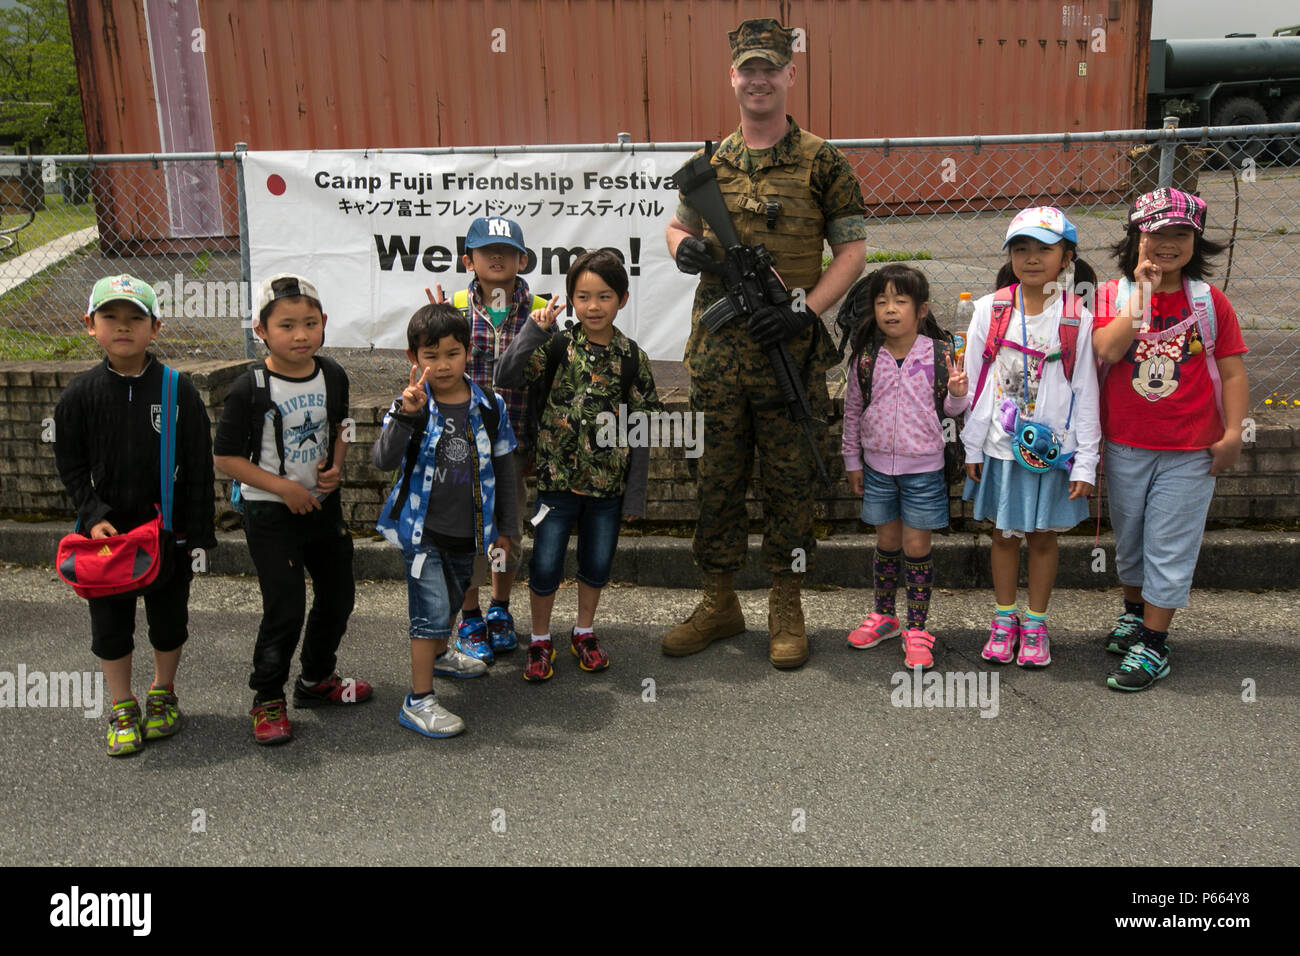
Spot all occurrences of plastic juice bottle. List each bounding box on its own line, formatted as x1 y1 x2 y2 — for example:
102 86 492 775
953 292 973 364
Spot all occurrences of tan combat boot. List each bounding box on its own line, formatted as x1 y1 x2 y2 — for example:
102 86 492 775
768 573 808 669
661 572 746 656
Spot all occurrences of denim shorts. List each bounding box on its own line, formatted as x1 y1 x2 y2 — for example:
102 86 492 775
1104 441 1216 609
403 542 475 640
529 490 622 596
860 466 950 530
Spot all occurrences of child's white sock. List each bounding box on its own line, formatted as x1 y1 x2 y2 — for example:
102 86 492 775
573 625 594 637
530 633 550 645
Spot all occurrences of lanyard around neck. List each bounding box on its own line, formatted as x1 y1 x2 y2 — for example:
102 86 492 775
1016 286 1074 431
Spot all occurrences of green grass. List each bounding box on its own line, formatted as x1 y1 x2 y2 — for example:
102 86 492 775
0 326 99 361
866 249 932 262
0 195 96 259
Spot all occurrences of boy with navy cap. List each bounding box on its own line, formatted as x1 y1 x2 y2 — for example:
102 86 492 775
451 217 551 665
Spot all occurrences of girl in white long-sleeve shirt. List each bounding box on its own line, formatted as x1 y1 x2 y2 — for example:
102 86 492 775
961 207 1101 669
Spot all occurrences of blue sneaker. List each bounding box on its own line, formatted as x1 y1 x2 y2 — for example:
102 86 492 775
1106 642 1170 692
456 616 494 665
486 605 518 653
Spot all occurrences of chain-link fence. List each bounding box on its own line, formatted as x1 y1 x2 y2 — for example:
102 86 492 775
2 123 1297 405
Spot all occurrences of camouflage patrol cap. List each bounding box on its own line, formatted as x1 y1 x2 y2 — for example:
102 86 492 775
729 17 794 70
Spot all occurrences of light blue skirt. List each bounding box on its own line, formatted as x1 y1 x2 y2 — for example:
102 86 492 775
962 456 1089 535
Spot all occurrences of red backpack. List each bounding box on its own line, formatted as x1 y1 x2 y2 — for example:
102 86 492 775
971 284 1083 405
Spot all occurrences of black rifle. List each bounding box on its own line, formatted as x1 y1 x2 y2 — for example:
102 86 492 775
674 148 831 489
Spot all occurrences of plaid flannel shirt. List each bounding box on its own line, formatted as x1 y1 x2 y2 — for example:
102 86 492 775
464 277 536 452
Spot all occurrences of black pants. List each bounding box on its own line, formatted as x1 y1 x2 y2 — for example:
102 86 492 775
243 492 355 699
88 544 195 660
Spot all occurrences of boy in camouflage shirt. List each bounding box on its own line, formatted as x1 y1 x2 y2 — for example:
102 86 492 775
495 249 659 680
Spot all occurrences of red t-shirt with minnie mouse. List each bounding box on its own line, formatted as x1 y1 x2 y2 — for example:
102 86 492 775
1094 280 1248 450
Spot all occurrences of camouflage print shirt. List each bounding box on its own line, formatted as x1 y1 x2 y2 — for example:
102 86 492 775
495 318 660 515
675 117 868 249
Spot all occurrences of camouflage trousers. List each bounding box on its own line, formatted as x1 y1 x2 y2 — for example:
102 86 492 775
687 321 832 575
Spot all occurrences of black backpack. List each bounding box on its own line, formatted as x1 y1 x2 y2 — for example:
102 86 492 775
524 322 641 457
230 355 349 511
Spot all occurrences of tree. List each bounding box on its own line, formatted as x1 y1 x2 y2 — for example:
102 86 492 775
0 0 86 154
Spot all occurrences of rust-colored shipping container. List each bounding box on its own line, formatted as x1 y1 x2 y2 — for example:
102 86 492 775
69 0 1152 244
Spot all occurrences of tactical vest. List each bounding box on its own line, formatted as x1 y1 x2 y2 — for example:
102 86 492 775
696 127 827 306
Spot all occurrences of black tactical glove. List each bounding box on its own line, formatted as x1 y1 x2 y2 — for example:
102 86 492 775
748 302 816 349
674 235 715 275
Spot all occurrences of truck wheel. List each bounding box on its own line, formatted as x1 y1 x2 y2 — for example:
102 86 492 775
1271 95 1300 165
1210 97 1269 169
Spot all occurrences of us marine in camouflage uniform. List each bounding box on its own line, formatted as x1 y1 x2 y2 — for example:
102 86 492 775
663 17 867 669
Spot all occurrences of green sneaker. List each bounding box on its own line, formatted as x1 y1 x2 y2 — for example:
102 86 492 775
1105 612 1144 654
143 684 181 740
106 698 143 757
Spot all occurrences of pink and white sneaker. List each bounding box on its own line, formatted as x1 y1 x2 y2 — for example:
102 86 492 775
903 628 936 669
1017 620 1052 667
847 612 902 649
981 614 1020 664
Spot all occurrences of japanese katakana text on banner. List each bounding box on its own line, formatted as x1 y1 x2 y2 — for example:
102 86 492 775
244 150 695 359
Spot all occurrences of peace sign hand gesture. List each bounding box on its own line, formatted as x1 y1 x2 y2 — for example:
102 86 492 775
401 364 432 414
945 348 969 397
531 296 565 330
425 285 449 305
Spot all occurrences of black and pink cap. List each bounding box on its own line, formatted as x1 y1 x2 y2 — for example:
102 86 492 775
1130 188 1207 233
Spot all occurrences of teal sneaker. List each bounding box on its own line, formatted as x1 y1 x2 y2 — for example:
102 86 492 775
106 698 143 757
143 684 181 740
1105 612 1144 654
1106 642 1170 692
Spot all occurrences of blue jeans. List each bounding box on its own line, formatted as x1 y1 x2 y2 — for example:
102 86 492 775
860 466 950 530
1104 441 1216 609
403 542 476 640
529 491 623 596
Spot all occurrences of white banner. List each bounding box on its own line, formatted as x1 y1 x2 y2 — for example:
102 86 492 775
245 149 696 360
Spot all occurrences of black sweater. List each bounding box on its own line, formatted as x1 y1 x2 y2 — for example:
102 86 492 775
54 356 217 549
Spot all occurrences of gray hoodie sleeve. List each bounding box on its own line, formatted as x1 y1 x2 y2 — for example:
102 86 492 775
622 446 649 518
495 318 553 390
371 400 425 471
491 450 520 539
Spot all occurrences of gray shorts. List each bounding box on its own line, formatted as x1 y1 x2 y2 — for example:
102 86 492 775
1104 441 1216 610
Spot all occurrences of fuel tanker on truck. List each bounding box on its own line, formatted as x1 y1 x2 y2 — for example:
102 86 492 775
1148 26 1300 164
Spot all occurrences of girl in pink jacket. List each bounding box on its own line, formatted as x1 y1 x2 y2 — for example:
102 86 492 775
842 265 970 669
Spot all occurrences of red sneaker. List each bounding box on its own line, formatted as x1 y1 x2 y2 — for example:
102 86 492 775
250 699 292 745
524 640 555 681
293 673 374 707
570 630 610 671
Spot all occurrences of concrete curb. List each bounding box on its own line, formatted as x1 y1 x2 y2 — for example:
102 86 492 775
4 520 1297 590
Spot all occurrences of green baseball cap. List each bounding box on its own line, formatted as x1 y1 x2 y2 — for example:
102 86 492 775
88 274 157 318
729 17 795 70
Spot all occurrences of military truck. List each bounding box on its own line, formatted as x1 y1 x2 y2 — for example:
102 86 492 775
1148 27 1300 163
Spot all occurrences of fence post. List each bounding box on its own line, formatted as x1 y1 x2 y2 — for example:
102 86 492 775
1157 115 1179 189
234 142 255 359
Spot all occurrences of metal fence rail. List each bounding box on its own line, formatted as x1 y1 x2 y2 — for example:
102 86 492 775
2 123 1297 404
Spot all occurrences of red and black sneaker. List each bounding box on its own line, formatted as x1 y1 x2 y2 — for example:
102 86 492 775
293 673 374 707
250 699 292 746
523 640 556 682
570 630 610 672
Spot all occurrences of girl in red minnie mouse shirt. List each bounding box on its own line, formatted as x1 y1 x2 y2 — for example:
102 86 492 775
1092 188 1249 693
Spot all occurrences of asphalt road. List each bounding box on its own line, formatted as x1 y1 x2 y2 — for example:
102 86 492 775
0 565 1296 866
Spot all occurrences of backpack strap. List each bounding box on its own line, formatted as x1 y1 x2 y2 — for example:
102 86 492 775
453 289 470 314
542 329 571 399
854 339 882 409
1057 292 1082 384
159 365 180 531
1186 278 1224 420
972 286 1017 405
317 355 349 468
245 361 287 477
930 337 950 424
620 337 642 409
479 392 500 447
